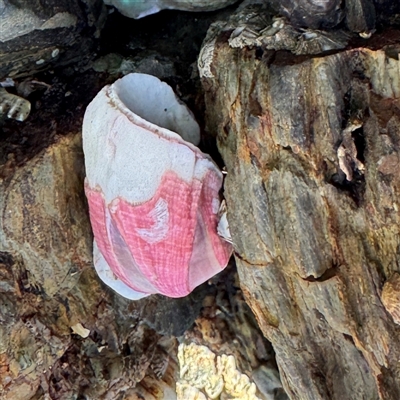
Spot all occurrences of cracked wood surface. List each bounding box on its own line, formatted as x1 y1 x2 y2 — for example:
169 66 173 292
203 20 400 400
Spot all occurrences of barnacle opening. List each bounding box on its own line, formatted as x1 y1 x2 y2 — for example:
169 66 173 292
112 73 200 145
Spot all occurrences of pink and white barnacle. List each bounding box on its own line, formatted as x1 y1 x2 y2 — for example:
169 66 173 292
83 73 232 300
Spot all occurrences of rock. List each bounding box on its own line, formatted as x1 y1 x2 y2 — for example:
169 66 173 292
201 8 400 399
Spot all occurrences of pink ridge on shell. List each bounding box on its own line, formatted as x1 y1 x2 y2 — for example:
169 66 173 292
85 170 231 298
85 184 159 295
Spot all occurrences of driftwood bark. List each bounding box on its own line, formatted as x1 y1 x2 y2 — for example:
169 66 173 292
202 4 400 399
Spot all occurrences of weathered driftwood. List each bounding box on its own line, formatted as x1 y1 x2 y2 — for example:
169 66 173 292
202 4 400 399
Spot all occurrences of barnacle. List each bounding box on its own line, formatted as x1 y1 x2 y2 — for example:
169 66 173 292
199 6 349 83
83 73 232 299
228 18 348 55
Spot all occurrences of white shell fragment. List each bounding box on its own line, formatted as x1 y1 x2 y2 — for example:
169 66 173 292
217 200 233 244
70 323 90 338
83 73 232 299
103 0 239 19
0 88 31 121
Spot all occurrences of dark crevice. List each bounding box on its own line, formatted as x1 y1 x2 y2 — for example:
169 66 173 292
282 145 294 153
342 333 356 346
301 266 338 282
351 126 366 163
121 342 131 357
233 250 268 267
313 308 327 323
0 251 14 266
250 153 262 169
328 170 365 206
255 47 264 60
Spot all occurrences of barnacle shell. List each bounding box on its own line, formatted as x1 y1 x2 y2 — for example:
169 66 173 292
381 273 400 325
0 88 31 121
103 0 239 19
83 73 232 299
93 241 148 300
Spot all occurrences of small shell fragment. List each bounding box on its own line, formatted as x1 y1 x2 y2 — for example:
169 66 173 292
217 200 233 244
0 78 15 88
0 88 31 121
381 273 400 325
71 323 90 338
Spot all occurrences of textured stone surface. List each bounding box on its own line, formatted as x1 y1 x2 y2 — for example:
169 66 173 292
202 10 400 399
